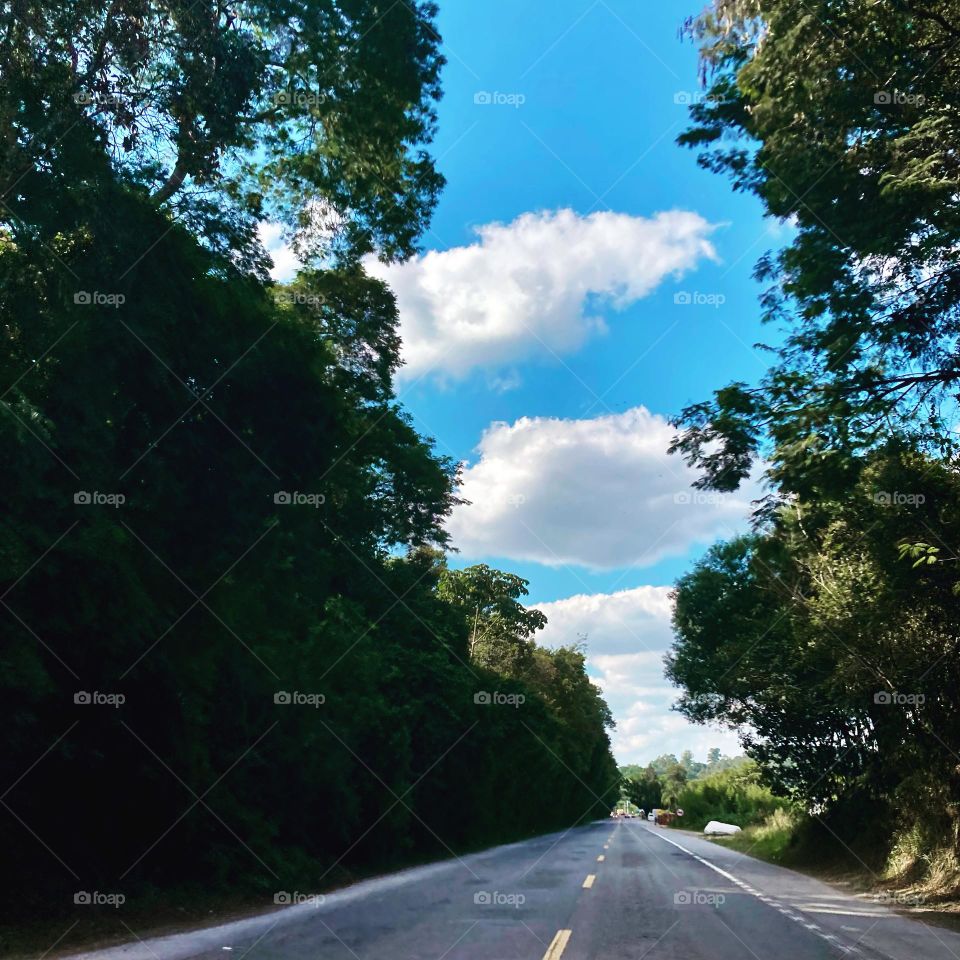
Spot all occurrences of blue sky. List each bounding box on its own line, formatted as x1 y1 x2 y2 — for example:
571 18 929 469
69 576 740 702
270 0 784 765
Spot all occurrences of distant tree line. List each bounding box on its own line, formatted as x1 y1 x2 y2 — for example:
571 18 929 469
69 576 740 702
622 757 785 833
619 750 748 813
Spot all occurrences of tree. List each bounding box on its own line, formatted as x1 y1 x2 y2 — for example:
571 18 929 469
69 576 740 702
2 0 445 264
648 753 681 776
0 196 622 921
667 446 960 816
671 0 960 500
0 1 623 937
437 565 547 677
661 0 960 878
661 763 688 809
622 765 662 812
0 190 461 909
680 749 706 779
0 0 630 939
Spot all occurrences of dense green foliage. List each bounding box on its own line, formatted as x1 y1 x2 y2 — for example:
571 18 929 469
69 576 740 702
619 751 752 817
0 0 618 939
667 761 787 832
621 764 662 812
672 0 960 500
438 564 548 677
668 0 960 884
3 0 444 264
669 450 960 823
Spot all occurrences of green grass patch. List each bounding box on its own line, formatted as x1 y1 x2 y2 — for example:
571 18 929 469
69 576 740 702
707 808 804 865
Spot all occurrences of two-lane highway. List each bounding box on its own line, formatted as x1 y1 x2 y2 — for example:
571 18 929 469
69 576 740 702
70 820 960 960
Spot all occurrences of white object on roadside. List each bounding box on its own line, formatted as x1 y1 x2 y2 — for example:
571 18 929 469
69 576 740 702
703 820 741 836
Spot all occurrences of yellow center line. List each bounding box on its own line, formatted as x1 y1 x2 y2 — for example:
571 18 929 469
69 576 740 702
596 854 605 862
542 928 572 960
582 874 596 889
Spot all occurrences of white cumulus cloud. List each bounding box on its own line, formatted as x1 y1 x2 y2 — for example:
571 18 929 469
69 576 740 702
536 586 674 656
365 208 718 380
447 406 758 570
533 587 742 764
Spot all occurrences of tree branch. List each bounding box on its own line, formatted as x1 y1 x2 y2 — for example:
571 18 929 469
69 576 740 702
152 157 189 204
907 2 960 39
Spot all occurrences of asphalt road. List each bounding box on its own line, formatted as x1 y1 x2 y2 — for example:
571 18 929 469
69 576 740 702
70 819 960 960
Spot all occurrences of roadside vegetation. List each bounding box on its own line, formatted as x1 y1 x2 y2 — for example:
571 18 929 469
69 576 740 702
666 0 960 906
707 810 801 865
669 761 786 832
621 754 787 832
0 2 618 952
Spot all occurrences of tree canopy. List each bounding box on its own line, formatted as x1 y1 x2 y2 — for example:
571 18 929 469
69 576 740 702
671 0 960 501
3 0 445 265
438 563 548 676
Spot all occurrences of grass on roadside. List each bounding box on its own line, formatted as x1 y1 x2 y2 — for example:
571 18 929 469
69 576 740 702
706 808 803 865
704 808 960 930
884 824 960 904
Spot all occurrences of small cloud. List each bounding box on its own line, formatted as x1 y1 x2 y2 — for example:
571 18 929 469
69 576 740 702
258 222 299 282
